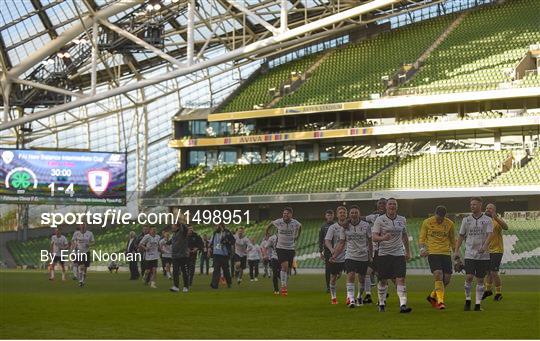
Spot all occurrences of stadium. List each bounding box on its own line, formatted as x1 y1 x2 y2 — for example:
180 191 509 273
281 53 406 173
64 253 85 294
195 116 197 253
0 0 539 339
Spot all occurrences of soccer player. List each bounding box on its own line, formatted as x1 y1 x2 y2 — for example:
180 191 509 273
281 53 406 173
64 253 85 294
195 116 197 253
159 230 172 280
71 223 95 287
266 233 280 294
326 206 347 305
483 203 508 301
139 227 161 288
372 198 412 313
419 205 455 310
49 228 68 281
362 198 387 304
233 227 251 284
319 209 335 293
265 206 302 296
247 237 262 281
332 205 372 308
454 197 493 311
260 235 270 278
136 226 150 281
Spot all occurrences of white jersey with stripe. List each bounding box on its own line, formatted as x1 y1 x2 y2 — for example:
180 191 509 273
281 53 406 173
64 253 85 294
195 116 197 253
159 237 172 258
372 214 407 257
140 234 161 260
340 220 371 261
51 235 68 255
234 236 251 257
247 244 261 260
459 213 493 260
273 218 301 250
71 230 95 253
325 222 346 263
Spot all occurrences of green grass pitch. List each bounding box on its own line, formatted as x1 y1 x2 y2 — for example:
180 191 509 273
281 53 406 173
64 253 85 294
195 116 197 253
0 271 538 339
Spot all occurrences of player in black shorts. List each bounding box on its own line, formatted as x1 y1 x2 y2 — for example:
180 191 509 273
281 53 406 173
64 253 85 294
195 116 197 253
319 209 335 293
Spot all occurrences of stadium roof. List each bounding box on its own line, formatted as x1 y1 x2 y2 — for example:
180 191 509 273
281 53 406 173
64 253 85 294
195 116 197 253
0 0 478 196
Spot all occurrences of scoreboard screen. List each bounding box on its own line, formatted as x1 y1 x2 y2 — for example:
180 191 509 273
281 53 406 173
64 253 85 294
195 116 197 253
0 149 126 205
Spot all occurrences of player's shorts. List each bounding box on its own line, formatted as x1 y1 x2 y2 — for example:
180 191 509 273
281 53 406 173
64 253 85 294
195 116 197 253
161 257 172 266
489 253 503 272
376 255 406 279
75 252 91 268
464 259 489 278
146 259 158 268
328 261 345 275
276 248 295 266
234 254 247 269
427 254 452 274
52 255 64 265
344 259 368 275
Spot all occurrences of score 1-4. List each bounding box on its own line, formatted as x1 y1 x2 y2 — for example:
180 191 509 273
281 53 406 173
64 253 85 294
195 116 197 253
48 183 75 197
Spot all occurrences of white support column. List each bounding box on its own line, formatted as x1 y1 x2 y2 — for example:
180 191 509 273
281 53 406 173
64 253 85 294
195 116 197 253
494 130 501 151
280 0 288 34
187 0 195 66
2 77 10 123
91 20 98 95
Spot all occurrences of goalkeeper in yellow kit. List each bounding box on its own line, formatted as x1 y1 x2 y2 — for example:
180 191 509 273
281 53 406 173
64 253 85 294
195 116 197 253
419 206 456 310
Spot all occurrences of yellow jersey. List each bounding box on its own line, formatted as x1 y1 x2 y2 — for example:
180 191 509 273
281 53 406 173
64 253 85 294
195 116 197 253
419 216 455 255
489 219 504 253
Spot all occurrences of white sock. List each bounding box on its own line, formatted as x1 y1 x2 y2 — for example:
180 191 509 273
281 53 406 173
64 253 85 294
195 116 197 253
397 284 407 307
346 283 355 302
377 283 388 305
464 281 472 300
330 283 337 299
280 271 288 287
476 284 484 305
364 276 371 296
50 268 55 279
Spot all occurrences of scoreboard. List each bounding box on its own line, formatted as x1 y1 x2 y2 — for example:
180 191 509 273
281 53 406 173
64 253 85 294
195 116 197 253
0 149 126 205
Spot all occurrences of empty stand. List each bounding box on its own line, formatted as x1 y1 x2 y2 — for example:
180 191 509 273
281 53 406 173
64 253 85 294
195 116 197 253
357 150 507 190
180 163 283 197
400 0 540 95
242 156 396 195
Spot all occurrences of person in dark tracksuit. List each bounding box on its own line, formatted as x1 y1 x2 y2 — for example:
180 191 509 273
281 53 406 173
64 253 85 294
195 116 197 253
187 226 203 286
319 209 335 293
209 223 235 289
169 223 190 293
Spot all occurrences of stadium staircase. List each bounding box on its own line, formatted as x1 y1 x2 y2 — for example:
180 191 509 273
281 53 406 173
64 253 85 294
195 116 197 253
398 0 540 95
266 49 336 108
385 12 468 95
488 149 540 186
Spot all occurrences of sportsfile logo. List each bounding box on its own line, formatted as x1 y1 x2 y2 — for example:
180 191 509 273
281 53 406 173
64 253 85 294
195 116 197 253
41 209 184 228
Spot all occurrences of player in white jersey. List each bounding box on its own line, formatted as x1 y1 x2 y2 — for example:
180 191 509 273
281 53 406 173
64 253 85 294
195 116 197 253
333 206 372 308
454 197 493 311
247 237 262 281
49 228 68 281
372 198 412 313
233 227 251 284
362 198 387 304
71 223 95 287
260 236 270 278
265 206 302 296
326 206 347 305
159 230 172 280
139 227 161 288
266 234 280 294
